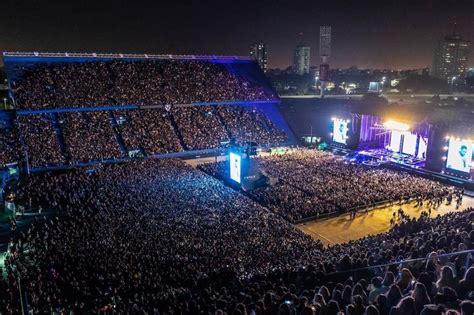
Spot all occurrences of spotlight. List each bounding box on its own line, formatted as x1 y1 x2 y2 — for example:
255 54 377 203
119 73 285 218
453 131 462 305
383 120 409 131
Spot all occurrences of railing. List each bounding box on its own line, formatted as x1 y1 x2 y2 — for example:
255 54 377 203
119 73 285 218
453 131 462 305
15 100 279 115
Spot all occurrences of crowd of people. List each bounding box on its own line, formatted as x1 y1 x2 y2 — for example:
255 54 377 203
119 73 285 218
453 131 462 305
218 105 288 145
4 52 474 315
0 158 473 314
11 60 276 109
0 105 287 167
173 106 229 150
0 126 20 167
18 114 65 167
203 149 451 222
116 109 183 154
60 111 123 163
1 159 322 313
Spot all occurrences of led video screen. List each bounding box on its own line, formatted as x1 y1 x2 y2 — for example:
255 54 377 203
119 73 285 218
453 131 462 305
402 132 417 156
417 137 428 160
388 130 402 152
229 152 241 183
446 139 472 173
332 118 349 144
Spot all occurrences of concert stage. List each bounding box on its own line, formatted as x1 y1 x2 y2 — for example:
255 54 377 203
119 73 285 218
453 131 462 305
330 112 474 190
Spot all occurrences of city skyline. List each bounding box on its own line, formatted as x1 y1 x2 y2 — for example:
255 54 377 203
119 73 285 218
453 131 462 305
0 0 473 69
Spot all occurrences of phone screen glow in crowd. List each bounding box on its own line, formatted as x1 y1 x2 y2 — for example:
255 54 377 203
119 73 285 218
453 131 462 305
229 152 241 183
332 119 349 144
446 139 473 173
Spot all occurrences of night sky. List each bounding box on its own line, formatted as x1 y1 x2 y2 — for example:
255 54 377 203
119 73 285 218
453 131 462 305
1 0 473 69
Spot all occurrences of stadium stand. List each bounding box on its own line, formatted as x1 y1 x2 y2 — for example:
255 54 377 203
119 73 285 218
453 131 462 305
3 106 288 167
0 159 473 314
0 126 21 167
9 59 276 109
60 111 123 163
218 105 288 145
115 109 183 155
18 114 65 166
1 54 291 168
172 106 229 150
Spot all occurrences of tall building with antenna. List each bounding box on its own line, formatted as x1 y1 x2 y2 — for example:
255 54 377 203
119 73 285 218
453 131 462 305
319 26 332 97
319 26 331 62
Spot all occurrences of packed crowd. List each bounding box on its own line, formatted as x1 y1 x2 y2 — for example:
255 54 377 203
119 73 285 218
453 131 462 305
0 126 20 166
2 105 286 166
0 158 473 315
116 109 183 154
1 159 322 313
173 106 229 150
203 149 451 222
18 114 65 166
218 105 288 145
60 111 123 163
11 60 276 109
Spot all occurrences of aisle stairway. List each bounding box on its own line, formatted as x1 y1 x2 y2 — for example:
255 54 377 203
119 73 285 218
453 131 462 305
50 113 69 161
168 112 188 150
215 109 233 140
108 111 128 156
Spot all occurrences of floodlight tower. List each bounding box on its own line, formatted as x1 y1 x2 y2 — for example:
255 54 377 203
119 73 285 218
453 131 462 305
319 26 331 98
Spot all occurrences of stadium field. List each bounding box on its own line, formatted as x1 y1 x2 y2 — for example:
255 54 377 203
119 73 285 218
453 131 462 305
298 196 474 246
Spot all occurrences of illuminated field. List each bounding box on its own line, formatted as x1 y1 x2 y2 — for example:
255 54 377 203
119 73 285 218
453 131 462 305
297 196 474 246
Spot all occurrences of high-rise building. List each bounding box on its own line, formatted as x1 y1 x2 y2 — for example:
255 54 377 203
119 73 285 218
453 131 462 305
249 43 268 73
293 45 311 75
319 26 331 60
431 34 470 81
319 26 332 97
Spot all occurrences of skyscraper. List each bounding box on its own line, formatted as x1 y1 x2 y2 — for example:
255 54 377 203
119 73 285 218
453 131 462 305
319 26 332 97
249 43 268 73
293 45 311 75
319 26 331 61
431 34 470 81
467 68 474 88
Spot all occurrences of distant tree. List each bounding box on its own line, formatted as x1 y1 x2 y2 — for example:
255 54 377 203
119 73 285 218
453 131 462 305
267 73 315 95
397 75 449 94
327 86 345 95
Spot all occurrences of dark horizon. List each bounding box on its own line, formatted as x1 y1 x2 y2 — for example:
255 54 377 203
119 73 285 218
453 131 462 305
1 0 473 70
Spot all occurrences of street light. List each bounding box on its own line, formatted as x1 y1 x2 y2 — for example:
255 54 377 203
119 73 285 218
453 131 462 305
381 76 386 92
451 76 457 94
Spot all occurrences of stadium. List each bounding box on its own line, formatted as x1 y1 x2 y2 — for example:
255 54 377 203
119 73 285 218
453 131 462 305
0 52 474 315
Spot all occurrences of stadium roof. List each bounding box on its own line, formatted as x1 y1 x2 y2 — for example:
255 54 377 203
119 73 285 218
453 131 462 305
3 51 252 62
